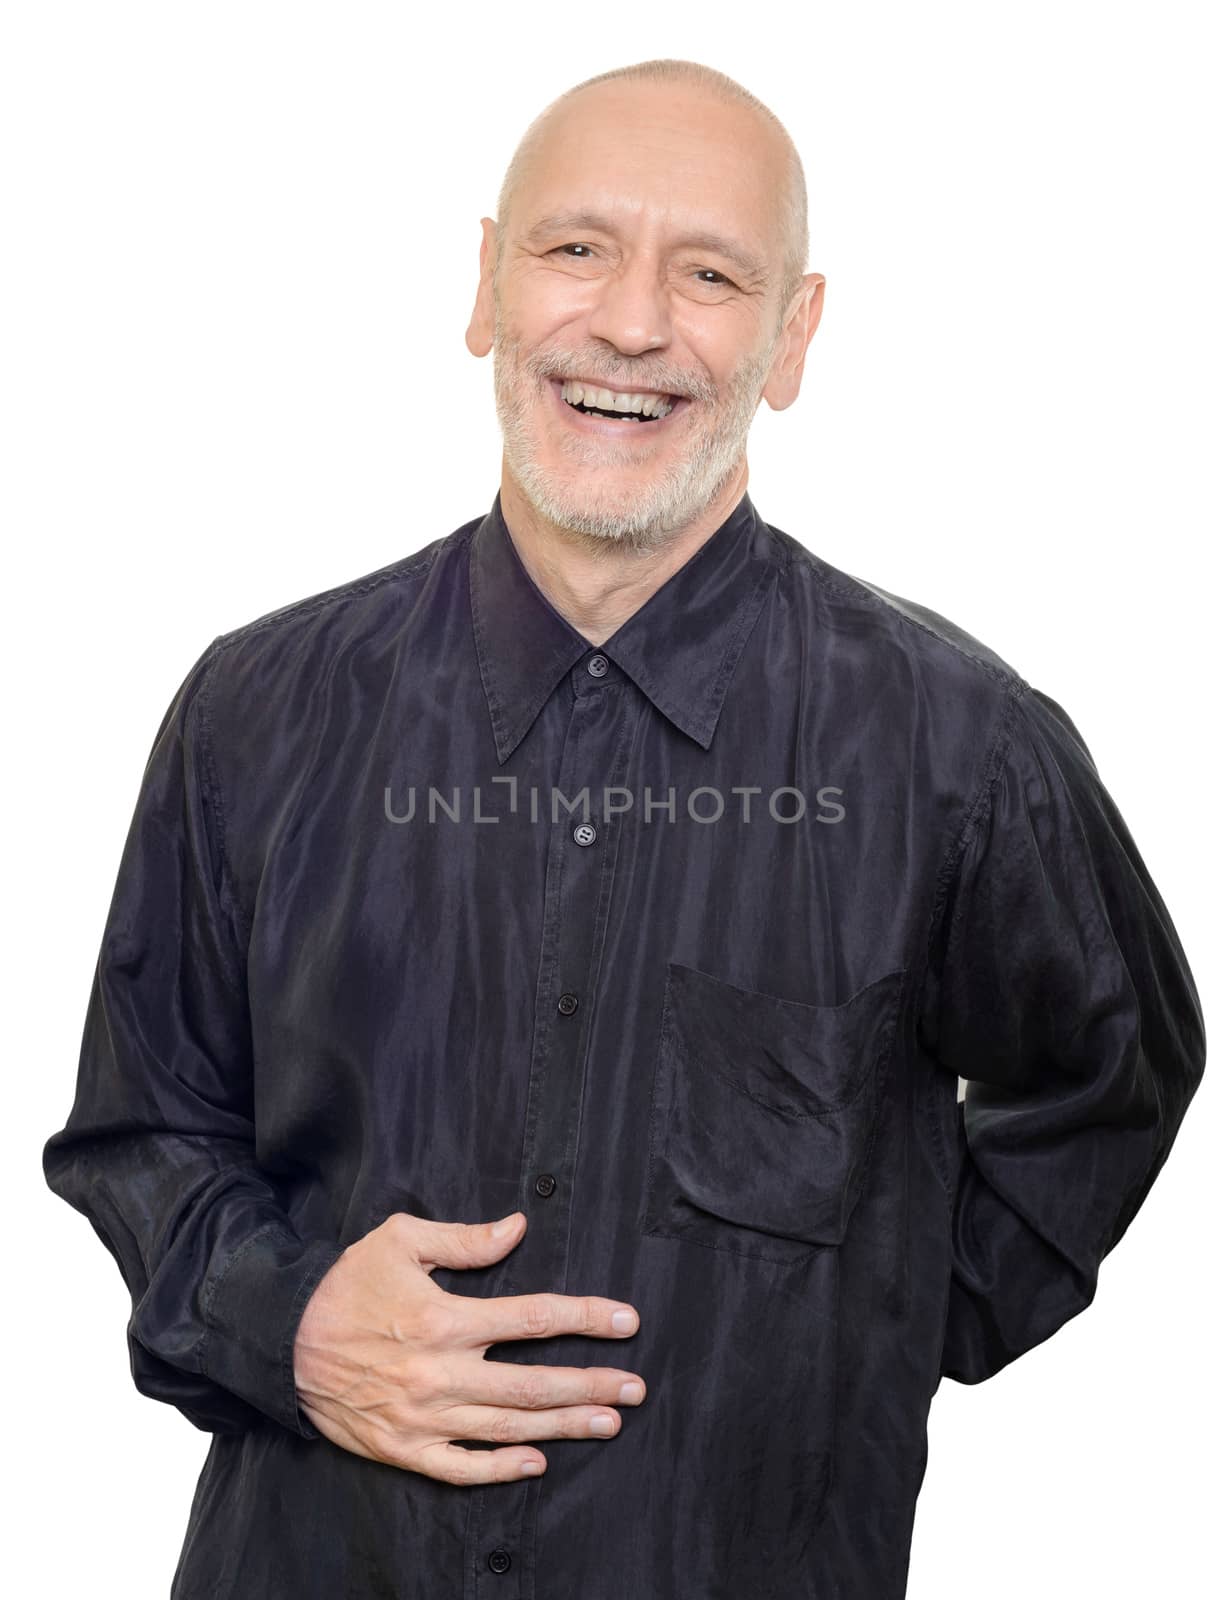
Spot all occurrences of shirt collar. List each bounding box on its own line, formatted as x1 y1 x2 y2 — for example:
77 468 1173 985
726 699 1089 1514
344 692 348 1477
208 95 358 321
469 486 779 764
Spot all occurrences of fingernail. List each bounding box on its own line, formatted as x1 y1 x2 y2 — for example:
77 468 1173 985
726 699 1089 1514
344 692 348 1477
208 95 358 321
491 1213 518 1238
611 1309 637 1333
618 1381 644 1404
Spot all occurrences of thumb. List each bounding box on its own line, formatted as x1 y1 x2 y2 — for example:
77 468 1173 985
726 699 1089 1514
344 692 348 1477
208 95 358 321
410 1210 525 1270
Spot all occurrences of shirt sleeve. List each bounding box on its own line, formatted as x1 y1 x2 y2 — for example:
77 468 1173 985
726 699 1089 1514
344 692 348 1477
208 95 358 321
42 640 347 1437
922 683 1206 1385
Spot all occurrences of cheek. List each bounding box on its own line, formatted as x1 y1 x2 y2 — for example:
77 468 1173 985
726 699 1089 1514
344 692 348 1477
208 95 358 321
512 269 598 329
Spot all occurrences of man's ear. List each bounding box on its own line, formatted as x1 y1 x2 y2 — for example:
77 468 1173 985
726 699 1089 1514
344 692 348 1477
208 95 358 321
760 273 826 413
465 218 499 358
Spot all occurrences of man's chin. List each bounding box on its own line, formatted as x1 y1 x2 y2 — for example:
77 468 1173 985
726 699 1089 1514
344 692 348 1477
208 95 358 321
534 491 695 553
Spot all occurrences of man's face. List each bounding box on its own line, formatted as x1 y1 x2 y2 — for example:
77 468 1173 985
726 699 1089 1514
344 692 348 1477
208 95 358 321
483 83 796 551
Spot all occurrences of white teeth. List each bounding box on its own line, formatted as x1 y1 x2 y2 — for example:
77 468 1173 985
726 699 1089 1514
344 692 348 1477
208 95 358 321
559 380 675 419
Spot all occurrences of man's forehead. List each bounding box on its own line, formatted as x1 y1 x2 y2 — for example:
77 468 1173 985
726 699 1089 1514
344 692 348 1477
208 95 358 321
521 90 782 210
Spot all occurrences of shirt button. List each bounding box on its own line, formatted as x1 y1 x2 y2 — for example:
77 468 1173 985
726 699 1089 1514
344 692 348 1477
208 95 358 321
587 653 609 677
573 822 597 846
534 1173 557 1198
557 992 579 1016
487 1549 512 1574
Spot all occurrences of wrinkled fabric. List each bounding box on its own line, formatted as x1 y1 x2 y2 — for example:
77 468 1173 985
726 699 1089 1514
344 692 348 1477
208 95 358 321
43 488 1206 1599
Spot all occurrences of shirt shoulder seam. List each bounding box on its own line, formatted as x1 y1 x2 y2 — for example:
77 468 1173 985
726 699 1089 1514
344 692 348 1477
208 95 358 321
915 677 1028 1195
210 544 447 655
782 538 1025 692
933 675 1029 922
195 639 256 946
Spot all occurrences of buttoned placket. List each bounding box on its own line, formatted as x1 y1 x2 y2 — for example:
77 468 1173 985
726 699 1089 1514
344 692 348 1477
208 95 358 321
467 647 639 1598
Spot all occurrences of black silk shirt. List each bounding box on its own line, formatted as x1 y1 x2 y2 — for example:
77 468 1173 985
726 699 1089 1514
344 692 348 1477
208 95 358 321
43 488 1206 1599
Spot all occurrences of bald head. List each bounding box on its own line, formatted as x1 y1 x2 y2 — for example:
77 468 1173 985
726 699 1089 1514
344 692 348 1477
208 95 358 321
494 58 809 328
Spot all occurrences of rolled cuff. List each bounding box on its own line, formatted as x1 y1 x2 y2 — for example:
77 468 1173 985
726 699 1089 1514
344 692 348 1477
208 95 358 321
201 1222 347 1438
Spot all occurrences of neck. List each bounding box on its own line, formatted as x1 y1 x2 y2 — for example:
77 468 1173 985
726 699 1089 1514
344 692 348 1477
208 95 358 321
497 462 750 647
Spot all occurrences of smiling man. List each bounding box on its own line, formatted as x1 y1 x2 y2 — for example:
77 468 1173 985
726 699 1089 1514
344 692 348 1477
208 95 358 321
43 56 1205 1600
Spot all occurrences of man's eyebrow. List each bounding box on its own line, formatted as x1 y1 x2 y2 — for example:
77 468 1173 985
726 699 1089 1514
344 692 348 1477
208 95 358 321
523 210 769 285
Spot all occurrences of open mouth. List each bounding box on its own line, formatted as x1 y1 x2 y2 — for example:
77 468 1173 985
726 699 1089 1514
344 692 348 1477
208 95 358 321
548 378 690 437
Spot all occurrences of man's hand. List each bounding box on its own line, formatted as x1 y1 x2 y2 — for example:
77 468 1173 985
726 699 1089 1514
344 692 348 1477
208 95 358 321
292 1210 646 1483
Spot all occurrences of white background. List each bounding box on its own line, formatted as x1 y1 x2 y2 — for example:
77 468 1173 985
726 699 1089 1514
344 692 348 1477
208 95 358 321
5 3 1216 1596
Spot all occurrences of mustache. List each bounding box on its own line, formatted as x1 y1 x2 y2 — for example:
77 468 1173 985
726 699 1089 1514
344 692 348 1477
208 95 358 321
538 365 699 402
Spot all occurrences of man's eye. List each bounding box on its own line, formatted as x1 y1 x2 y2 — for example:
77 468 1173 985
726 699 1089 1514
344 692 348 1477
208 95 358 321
550 245 735 288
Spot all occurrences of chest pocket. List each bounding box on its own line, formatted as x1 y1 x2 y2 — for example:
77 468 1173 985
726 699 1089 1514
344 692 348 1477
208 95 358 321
641 961 905 1263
